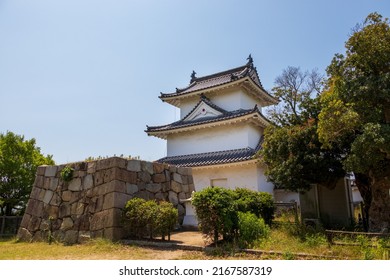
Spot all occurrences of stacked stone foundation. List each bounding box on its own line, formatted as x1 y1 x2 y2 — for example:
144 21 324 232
17 157 194 244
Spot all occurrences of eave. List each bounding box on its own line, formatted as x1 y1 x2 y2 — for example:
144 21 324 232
146 110 270 140
159 77 278 108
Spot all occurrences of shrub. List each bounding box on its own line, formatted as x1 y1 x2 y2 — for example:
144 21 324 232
156 201 178 241
192 187 237 244
237 211 270 248
122 198 178 240
234 188 274 225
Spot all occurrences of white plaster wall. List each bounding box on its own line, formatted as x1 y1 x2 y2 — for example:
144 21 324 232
167 123 260 156
257 165 275 194
180 96 199 118
179 87 261 118
192 164 259 192
210 88 259 112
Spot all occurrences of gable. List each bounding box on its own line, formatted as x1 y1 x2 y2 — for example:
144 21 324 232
183 100 224 121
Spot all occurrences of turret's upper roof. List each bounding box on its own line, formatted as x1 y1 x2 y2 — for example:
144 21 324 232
159 55 278 107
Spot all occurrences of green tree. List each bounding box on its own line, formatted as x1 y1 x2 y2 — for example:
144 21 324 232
318 13 390 231
0 131 54 216
260 67 344 192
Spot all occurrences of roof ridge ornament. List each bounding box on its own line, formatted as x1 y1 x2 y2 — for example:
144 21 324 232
190 70 197 83
247 54 253 67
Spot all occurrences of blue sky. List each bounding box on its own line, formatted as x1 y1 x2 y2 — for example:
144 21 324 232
0 0 389 164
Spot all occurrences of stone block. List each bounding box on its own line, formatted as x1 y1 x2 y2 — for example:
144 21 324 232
182 184 189 193
43 190 54 205
188 176 194 184
71 202 85 216
32 200 44 218
28 216 41 232
44 166 58 177
171 180 182 193
127 160 141 172
134 191 154 201
60 217 74 230
25 199 37 215
30 186 41 200
45 205 59 219
168 191 178 206
62 190 71 202
93 170 105 186
177 204 185 216
178 192 186 201
105 180 126 193
70 191 82 204
146 183 161 193
153 162 166 174
138 171 151 183
20 213 31 229
90 210 108 231
43 177 51 190
141 161 154 175
162 182 171 192
68 178 82 191
169 165 177 173
74 215 90 231
17 227 33 242
36 166 46 176
103 227 123 241
103 192 132 210
177 167 188 176
33 176 44 188
96 157 126 170
126 183 138 194
49 178 59 191
173 173 183 184
103 168 115 183
59 204 71 218
39 188 46 201
87 161 96 174
49 193 61 207
152 173 166 183
63 230 79 244
114 168 137 184
155 192 168 201
83 174 94 190
188 183 195 192
164 170 171 181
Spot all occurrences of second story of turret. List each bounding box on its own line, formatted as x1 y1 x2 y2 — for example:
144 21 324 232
159 55 278 118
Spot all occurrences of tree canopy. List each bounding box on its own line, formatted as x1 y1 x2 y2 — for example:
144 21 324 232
318 13 390 231
0 131 54 215
261 12 390 231
260 67 344 192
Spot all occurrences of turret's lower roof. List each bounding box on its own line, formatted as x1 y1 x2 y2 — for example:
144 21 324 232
157 139 262 168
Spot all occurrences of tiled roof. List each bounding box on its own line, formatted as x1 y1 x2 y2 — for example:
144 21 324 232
145 105 266 134
157 138 263 167
160 57 266 99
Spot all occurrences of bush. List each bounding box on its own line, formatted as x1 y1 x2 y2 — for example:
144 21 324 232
156 201 178 241
122 198 178 240
234 188 274 225
192 187 274 246
192 187 237 244
237 211 270 248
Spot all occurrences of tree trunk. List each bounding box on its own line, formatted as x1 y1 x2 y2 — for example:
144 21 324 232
368 173 390 232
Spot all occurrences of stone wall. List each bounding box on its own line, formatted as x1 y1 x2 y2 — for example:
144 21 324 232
17 157 194 244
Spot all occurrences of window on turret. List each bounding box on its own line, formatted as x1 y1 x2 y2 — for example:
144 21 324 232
211 178 227 188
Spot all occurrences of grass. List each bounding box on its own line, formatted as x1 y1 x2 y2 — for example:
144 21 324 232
1 226 389 260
